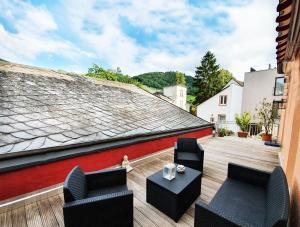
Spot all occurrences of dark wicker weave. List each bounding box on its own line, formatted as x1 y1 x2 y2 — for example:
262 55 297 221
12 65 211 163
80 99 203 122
146 166 202 222
63 166 133 227
194 163 290 227
174 138 204 172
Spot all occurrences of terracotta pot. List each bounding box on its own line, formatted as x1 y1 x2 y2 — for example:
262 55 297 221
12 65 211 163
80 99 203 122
218 133 224 137
262 133 272 141
238 131 248 138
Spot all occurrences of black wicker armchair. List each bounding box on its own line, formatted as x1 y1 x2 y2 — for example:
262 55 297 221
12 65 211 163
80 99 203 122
174 138 204 172
194 163 290 227
63 166 133 227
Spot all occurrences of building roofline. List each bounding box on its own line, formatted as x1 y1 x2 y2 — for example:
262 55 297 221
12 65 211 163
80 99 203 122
0 123 213 173
244 68 279 74
225 78 244 87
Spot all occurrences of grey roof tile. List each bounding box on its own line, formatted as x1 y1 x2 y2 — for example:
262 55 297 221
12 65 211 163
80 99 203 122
72 128 92 136
40 138 62 149
0 144 14 154
10 114 31 122
56 123 72 131
43 118 62 125
12 131 36 140
102 130 117 137
10 122 33 131
49 134 72 143
0 116 16 125
25 120 48 128
23 113 45 120
0 68 210 155
26 129 48 137
25 137 46 151
9 141 32 153
0 125 19 133
0 133 23 144
40 126 64 134
62 131 81 139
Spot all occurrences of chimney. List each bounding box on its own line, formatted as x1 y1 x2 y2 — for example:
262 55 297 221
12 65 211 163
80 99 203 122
268 64 271 69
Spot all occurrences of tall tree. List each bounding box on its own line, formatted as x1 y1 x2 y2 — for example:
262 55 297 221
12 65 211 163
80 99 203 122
175 71 186 85
193 51 221 104
219 69 233 87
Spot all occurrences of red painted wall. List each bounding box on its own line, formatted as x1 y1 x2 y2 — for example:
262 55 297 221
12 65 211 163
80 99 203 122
0 128 212 200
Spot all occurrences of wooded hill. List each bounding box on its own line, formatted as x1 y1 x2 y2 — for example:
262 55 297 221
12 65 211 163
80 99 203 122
133 72 197 96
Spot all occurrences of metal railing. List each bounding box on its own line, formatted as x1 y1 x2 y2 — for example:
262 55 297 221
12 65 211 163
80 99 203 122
215 121 240 133
215 121 261 136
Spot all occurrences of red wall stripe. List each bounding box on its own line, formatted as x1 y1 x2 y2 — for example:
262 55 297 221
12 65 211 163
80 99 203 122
0 128 212 200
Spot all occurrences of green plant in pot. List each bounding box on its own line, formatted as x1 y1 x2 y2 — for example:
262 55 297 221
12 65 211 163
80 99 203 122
235 112 251 138
218 128 226 137
255 98 275 141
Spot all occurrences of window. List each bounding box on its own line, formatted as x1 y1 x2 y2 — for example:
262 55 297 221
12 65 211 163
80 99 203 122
218 114 226 123
180 100 183 107
272 100 282 119
274 77 284 96
180 89 183 97
219 95 227 105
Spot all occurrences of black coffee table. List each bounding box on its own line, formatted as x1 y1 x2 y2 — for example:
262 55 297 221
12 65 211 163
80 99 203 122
146 166 202 222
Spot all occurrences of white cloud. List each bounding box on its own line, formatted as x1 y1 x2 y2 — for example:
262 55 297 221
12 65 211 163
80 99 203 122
212 0 278 79
0 0 278 80
59 0 277 79
0 0 93 64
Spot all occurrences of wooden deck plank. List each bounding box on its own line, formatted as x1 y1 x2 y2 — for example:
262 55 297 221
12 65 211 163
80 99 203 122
11 206 27 227
0 211 12 227
25 203 43 227
134 208 157 227
48 196 64 227
37 199 59 227
0 137 280 227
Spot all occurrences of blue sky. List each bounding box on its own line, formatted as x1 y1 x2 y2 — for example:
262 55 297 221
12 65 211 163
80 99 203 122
0 0 277 80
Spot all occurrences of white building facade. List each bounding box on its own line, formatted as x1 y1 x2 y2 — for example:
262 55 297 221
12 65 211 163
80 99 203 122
163 85 188 110
241 67 284 137
242 68 284 117
196 80 243 132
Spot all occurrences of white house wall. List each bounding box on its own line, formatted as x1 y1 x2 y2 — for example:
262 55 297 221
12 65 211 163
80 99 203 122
229 84 243 121
242 68 283 117
196 84 243 132
163 85 187 110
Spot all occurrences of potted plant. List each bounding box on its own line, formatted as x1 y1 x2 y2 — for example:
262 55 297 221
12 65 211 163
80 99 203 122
235 112 251 138
255 98 275 141
218 128 226 137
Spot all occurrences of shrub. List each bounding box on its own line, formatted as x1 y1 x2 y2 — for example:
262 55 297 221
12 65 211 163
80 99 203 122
255 98 275 135
218 128 234 137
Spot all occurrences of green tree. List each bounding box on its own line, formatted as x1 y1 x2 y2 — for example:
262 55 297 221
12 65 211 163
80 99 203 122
255 98 276 135
133 71 197 95
219 69 233 87
86 64 142 87
175 71 186 85
193 51 221 104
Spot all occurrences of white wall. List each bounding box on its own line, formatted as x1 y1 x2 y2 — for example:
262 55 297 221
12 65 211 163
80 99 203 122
229 84 243 121
163 85 187 110
242 68 283 117
196 83 243 132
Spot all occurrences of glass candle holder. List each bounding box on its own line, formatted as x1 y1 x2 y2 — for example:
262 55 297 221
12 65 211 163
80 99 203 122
163 163 176 180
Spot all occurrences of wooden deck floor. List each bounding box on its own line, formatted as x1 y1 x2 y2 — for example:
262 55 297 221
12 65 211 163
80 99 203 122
0 136 280 227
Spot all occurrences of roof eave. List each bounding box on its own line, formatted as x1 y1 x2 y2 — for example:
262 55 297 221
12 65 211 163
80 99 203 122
0 123 214 173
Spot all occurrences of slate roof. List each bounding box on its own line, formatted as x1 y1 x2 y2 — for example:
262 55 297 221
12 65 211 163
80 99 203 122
0 62 210 158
